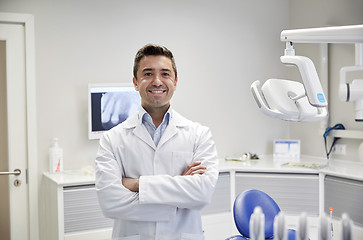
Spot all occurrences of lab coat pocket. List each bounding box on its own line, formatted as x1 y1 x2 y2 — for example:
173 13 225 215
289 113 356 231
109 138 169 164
172 151 193 176
112 235 140 240
180 232 204 240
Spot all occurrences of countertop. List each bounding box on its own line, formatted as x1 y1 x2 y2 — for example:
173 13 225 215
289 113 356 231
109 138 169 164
43 167 96 186
320 158 363 181
43 155 363 185
219 155 327 174
220 155 363 181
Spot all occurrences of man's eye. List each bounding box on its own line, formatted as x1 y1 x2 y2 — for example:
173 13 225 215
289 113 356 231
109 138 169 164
162 72 170 77
144 72 152 76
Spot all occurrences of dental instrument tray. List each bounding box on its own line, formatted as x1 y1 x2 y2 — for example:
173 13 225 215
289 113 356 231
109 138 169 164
281 162 327 169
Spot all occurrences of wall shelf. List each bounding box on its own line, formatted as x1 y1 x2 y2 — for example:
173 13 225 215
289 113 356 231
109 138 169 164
329 129 363 140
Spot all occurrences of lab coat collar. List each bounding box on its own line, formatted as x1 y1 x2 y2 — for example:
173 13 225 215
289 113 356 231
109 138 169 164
122 107 189 150
138 107 170 126
123 107 189 129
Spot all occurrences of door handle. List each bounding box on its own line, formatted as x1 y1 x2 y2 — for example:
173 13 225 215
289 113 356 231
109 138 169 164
0 169 21 176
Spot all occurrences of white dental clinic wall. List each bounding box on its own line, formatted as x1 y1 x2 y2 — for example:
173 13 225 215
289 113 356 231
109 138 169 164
0 1 292 169
0 0 290 238
288 0 363 161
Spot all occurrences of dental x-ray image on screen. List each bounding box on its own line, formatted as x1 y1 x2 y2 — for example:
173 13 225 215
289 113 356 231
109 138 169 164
88 83 141 139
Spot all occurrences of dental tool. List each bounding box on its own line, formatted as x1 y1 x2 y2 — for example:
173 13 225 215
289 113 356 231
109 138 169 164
250 206 265 240
273 212 287 240
297 212 309 240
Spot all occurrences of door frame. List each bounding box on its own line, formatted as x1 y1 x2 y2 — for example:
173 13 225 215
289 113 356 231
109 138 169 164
0 13 38 240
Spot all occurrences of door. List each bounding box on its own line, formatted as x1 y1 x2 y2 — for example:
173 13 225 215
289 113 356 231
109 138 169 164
0 22 29 240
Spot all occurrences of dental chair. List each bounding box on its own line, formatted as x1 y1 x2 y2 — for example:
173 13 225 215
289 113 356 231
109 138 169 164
225 189 299 240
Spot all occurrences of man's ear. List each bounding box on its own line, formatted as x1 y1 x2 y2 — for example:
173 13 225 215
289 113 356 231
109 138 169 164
133 77 138 90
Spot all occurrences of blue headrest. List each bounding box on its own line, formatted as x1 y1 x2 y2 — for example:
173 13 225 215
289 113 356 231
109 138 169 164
233 189 281 238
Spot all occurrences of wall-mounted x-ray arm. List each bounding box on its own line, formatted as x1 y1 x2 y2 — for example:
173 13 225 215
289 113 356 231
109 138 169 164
251 24 363 122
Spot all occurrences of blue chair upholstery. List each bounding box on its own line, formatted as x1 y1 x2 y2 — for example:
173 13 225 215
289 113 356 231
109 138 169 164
226 189 309 240
233 189 280 239
225 235 248 240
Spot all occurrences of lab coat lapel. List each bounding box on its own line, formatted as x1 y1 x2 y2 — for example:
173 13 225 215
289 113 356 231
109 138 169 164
133 124 156 150
125 112 156 150
158 123 177 148
158 110 188 148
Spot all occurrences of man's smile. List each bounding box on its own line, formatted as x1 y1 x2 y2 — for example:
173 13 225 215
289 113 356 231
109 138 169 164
148 89 167 94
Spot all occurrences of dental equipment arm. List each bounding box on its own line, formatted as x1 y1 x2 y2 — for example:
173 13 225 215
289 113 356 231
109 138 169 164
282 25 363 121
280 55 327 107
280 24 363 43
251 24 363 122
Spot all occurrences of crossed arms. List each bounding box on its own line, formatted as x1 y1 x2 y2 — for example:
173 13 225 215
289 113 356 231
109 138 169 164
122 161 207 192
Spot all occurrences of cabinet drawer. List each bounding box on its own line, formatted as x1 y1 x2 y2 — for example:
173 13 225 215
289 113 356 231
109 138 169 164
324 175 363 227
63 185 113 233
235 172 319 215
202 172 231 215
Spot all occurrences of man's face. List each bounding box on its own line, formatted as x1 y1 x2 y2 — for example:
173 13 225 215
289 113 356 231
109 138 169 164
133 55 177 112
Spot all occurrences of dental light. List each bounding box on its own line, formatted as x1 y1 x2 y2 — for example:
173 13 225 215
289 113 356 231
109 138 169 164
251 24 363 122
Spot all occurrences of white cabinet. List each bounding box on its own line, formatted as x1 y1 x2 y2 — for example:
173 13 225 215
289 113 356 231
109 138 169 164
43 171 232 240
43 172 112 240
235 172 319 215
324 175 363 227
62 185 113 234
42 160 323 240
226 171 320 238
202 172 231 215
202 172 234 238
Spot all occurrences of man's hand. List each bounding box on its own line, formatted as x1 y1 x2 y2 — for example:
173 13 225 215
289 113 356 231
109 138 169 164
182 161 207 176
122 177 139 192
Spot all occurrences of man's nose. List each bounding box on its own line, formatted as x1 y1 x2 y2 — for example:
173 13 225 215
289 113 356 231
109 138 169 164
151 75 163 86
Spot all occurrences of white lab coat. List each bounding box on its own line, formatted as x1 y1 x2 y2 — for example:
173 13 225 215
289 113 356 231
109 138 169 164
95 109 219 240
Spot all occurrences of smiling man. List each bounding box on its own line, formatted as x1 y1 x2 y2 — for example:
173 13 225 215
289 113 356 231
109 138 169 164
133 53 177 128
95 44 219 240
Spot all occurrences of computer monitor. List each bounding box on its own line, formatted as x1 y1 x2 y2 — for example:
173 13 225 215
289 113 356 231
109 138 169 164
88 83 141 140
